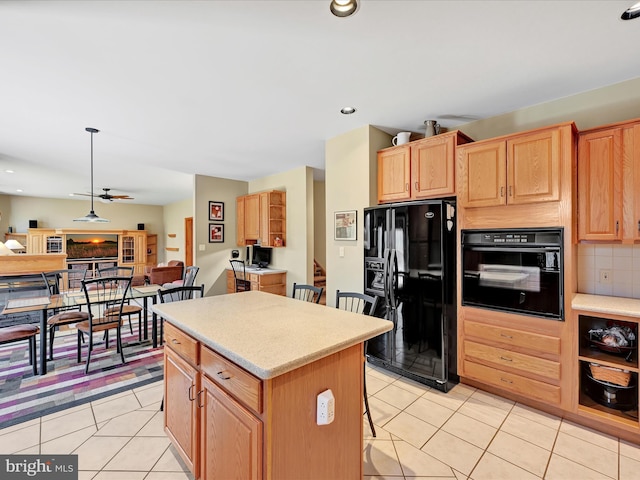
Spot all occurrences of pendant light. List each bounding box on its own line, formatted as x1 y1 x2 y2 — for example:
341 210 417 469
330 0 358 17
74 127 109 223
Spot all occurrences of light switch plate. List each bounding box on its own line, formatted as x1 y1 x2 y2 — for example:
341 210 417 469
199 244 205 251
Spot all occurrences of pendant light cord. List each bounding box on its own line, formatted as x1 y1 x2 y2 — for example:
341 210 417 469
90 130 95 214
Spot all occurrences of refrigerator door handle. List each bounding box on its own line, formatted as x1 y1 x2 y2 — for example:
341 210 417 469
389 249 397 308
383 248 390 307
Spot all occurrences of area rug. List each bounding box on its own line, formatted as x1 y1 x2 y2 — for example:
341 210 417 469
0 324 164 429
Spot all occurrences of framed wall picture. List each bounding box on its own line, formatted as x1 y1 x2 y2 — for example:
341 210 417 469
209 223 224 243
209 201 224 221
334 210 357 240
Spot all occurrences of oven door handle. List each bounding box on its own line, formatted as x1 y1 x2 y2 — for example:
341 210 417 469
464 246 560 254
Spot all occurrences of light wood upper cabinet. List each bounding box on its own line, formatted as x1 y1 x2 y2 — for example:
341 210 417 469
244 194 260 241
457 140 507 208
237 190 286 247
578 120 640 242
458 125 564 208
378 131 472 204
378 146 411 203
508 128 561 205
578 128 623 240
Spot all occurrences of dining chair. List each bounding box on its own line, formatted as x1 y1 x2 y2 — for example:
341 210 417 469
292 282 323 304
335 289 379 437
0 273 47 375
44 269 89 360
77 276 131 374
157 284 205 411
164 265 200 289
229 260 251 292
97 266 143 340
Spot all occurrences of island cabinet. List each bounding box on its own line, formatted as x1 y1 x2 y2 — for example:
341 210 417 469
377 130 473 204
459 308 566 410
577 118 640 242
237 190 286 247
156 291 393 480
457 123 574 208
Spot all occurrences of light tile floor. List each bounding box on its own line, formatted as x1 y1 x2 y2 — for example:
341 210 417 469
1 365 640 479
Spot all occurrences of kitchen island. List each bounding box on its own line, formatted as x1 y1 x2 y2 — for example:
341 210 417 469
153 290 393 480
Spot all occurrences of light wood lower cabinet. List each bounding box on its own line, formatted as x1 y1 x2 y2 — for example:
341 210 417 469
226 269 286 296
200 374 262 480
164 321 363 479
461 317 562 406
164 346 199 474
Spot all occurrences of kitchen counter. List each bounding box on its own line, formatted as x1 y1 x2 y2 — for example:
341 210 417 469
152 290 393 379
225 265 287 274
572 293 640 318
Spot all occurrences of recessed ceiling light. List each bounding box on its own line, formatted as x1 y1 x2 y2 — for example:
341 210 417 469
622 1 640 19
340 106 357 115
5 169 14 174
330 0 358 18
16 189 23 192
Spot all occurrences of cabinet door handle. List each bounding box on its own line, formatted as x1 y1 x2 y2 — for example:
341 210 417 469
196 389 204 408
217 370 231 380
500 186 504 197
500 333 513 339
171 338 180 345
188 384 196 401
499 356 513 362
616 220 620 236
509 185 513 197
405 183 409 192
500 378 513 384
414 181 419 191
637 220 640 232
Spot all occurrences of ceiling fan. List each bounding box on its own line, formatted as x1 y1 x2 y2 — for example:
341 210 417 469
74 187 134 202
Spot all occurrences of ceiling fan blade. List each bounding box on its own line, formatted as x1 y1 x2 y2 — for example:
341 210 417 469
72 193 98 197
110 195 134 200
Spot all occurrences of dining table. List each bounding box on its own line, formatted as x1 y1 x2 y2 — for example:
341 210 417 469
1 283 164 375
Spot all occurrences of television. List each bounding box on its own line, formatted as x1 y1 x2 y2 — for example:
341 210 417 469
251 246 272 268
66 234 119 260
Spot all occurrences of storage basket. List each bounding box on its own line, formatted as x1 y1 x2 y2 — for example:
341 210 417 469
589 363 631 387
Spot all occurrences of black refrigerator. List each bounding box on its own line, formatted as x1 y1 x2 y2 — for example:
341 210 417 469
364 199 458 392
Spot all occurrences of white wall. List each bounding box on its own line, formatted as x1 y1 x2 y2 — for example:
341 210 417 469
324 125 391 307
194 174 248 296
0 194 164 235
249 166 314 295
162 197 193 264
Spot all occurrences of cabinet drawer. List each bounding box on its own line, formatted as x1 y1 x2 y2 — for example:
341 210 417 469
200 346 263 414
464 320 560 356
464 360 561 405
164 322 199 367
464 340 561 381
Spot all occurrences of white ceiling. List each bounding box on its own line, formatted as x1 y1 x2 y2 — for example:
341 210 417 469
1 0 639 206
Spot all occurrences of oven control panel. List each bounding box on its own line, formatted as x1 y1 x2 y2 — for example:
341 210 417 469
481 233 535 244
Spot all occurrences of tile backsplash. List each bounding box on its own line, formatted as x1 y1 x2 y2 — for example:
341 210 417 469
577 244 640 298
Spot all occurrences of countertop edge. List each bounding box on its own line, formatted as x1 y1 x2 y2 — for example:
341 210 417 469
160 314 392 380
572 293 640 319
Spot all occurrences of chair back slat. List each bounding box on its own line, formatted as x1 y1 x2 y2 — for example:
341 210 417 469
292 283 323 304
229 260 251 292
335 290 378 316
159 285 205 304
82 276 132 327
182 266 200 288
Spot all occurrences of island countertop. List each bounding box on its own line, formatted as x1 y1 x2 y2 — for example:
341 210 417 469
152 290 393 380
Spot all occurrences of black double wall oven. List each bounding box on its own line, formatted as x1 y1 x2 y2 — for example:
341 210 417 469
461 228 564 320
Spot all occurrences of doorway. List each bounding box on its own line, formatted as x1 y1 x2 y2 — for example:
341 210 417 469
185 217 193 266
